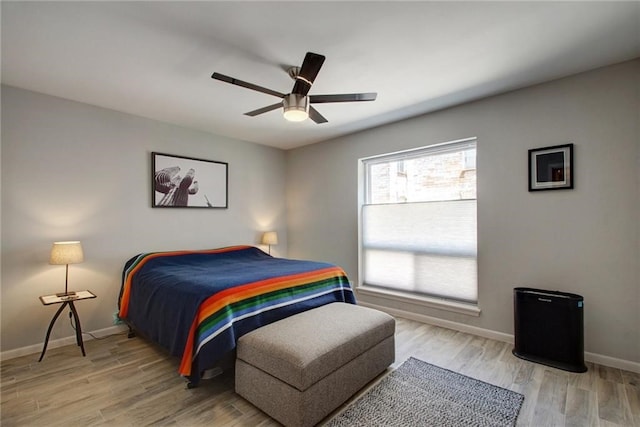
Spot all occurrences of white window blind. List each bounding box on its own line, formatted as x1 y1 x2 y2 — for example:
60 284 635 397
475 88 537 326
360 138 477 304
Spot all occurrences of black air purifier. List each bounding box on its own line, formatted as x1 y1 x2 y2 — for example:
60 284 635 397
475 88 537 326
513 287 587 372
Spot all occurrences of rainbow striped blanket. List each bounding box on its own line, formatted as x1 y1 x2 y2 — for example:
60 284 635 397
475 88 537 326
118 246 355 385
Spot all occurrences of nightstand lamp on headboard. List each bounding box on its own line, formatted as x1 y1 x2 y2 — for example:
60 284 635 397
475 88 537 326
49 241 84 297
261 231 278 255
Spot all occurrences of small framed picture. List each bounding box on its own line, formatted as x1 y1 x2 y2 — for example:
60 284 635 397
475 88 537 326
152 152 228 208
528 143 573 191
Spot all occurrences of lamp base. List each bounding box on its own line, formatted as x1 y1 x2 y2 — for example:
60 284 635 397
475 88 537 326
56 291 76 297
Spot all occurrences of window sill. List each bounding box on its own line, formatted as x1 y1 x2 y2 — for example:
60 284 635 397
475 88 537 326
356 285 481 317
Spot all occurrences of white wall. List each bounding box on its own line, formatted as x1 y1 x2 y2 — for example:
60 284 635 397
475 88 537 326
3 60 638 365
1 85 287 352
286 59 640 364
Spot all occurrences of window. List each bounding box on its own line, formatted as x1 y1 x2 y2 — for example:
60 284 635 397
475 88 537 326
359 138 477 306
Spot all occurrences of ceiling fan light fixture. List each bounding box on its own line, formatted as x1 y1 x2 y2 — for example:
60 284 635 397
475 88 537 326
283 94 309 122
212 52 376 124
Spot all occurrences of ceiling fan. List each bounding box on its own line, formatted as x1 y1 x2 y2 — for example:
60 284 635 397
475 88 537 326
211 52 377 124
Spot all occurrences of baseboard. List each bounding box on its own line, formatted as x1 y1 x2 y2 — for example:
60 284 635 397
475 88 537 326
359 301 640 374
359 301 514 344
0 324 128 361
584 351 640 374
4 307 639 375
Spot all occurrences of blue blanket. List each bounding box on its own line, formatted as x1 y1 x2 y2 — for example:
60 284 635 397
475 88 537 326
118 246 355 385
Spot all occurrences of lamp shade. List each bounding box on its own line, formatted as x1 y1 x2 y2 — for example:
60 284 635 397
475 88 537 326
49 241 84 265
261 231 278 246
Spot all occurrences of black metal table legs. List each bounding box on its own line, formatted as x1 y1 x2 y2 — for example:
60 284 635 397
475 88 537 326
38 300 86 362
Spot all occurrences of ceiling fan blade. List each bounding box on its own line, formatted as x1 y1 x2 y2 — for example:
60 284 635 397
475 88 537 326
245 102 283 117
292 52 326 96
310 93 377 104
308 106 328 124
212 72 285 98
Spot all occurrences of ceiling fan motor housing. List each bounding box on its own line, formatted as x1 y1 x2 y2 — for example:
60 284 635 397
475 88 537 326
283 93 309 122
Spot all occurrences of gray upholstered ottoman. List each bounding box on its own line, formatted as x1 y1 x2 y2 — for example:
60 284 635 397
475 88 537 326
235 302 395 427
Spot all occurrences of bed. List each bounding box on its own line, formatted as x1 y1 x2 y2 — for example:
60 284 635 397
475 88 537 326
117 245 356 386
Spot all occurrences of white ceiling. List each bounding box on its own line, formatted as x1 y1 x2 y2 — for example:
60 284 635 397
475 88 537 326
2 1 639 150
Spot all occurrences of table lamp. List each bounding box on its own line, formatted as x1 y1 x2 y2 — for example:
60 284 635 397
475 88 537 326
49 241 84 297
261 231 278 255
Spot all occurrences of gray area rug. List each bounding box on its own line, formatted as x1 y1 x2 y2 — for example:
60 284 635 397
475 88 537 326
327 357 524 427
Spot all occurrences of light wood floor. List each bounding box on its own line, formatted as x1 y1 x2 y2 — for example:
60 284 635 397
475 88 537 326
2 316 639 426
